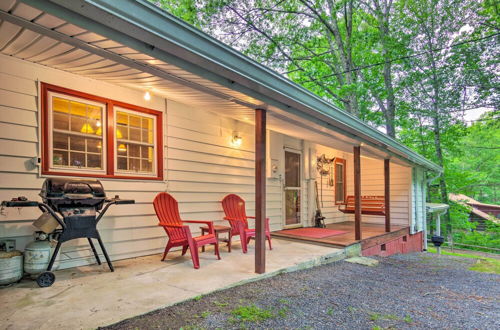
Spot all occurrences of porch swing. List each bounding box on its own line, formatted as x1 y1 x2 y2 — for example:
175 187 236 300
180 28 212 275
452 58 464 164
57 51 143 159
338 196 386 216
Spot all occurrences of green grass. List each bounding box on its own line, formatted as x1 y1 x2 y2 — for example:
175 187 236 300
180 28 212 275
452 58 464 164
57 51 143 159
403 315 414 323
368 312 413 323
326 307 334 316
213 300 229 307
427 247 500 274
230 304 274 323
278 298 290 305
469 259 500 274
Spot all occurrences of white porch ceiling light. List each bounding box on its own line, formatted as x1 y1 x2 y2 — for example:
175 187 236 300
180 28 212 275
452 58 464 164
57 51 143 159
144 90 151 101
231 131 243 148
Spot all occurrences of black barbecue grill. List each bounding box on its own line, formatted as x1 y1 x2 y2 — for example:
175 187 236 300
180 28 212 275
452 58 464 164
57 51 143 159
1 178 134 287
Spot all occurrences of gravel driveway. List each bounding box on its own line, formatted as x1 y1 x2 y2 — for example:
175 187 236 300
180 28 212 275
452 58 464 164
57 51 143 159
103 252 500 329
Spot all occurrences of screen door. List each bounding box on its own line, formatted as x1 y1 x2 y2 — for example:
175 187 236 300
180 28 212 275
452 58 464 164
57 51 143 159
284 150 301 227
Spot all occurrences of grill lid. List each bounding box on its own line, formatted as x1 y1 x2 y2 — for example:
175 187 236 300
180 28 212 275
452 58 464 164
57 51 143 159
41 178 105 198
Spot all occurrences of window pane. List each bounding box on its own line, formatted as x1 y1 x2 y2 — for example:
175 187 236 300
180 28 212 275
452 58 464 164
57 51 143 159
70 152 85 167
87 154 102 169
53 151 68 166
70 101 86 117
285 190 301 225
142 118 152 130
116 125 127 140
129 115 141 128
87 139 101 153
117 142 127 154
116 112 128 125
70 136 85 151
129 144 140 158
53 97 69 113
336 164 343 182
129 127 141 142
129 158 140 172
53 112 69 130
70 115 86 133
53 132 68 150
335 162 345 202
117 156 127 170
141 159 152 173
285 151 300 187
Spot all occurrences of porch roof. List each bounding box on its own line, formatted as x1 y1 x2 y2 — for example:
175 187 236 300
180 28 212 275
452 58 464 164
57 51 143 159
3 0 441 171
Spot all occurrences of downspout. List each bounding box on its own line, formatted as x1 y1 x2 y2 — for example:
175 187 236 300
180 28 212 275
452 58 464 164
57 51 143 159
424 171 443 250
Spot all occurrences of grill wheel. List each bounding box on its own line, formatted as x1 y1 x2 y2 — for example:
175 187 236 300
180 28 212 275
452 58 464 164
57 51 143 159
36 271 56 287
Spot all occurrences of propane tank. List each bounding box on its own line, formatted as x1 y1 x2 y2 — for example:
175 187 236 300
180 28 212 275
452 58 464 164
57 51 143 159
0 240 23 285
24 232 60 277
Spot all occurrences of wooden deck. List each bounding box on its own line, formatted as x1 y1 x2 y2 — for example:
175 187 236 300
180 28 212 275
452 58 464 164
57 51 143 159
271 221 407 247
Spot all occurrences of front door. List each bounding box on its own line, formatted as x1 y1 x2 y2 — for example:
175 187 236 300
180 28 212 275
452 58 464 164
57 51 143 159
284 150 302 227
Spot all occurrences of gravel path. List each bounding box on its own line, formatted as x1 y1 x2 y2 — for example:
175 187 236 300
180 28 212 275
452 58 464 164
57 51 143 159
103 253 500 329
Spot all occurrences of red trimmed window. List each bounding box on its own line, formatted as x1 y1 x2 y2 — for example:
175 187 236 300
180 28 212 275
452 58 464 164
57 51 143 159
41 83 163 180
334 158 346 204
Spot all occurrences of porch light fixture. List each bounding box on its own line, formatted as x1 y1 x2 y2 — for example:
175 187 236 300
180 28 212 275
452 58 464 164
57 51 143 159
231 131 243 148
144 90 151 101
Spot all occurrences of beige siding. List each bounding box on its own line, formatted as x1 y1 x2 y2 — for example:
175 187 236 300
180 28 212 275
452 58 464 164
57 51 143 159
166 100 283 231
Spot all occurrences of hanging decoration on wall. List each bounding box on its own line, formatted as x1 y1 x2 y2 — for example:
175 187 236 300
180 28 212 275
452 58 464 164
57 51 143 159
316 154 336 207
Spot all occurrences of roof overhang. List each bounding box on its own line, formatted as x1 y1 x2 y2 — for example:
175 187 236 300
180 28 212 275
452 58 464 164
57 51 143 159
11 0 441 172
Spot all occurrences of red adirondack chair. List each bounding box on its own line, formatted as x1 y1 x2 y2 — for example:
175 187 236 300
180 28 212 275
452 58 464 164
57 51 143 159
221 194 272 253
153 192 220 269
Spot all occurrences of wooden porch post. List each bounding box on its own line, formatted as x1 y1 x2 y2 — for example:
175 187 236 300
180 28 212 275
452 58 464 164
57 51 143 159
255 108 266 274
354 146 362 240
384 159 391 232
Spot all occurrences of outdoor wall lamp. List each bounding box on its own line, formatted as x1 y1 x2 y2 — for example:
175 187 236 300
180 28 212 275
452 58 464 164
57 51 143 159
144 90 151 101
231 131 243 148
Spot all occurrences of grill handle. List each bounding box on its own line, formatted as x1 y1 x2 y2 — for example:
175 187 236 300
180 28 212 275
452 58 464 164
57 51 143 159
96 197 135 223
112 199 135 205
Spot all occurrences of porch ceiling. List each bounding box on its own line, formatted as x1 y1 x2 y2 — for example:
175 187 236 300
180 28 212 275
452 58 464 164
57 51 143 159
0 0 409 165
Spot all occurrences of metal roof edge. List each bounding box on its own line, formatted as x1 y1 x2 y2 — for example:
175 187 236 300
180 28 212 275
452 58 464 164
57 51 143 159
34 0 441 172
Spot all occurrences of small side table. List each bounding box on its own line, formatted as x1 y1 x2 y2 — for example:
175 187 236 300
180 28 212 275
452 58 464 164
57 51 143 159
200 225 232 252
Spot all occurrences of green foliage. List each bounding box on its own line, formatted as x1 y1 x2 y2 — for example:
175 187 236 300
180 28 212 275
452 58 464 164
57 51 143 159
230 304 274 323
452 230 500 253
446 111 500 204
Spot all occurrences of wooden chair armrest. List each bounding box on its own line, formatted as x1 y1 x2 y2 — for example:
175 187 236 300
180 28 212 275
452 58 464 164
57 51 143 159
182 220 215 234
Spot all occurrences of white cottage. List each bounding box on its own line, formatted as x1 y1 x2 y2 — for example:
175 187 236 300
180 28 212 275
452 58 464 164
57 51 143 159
0 0 439 274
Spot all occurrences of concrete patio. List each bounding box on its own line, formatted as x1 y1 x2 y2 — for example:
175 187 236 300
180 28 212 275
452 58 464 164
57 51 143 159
0 239 346 330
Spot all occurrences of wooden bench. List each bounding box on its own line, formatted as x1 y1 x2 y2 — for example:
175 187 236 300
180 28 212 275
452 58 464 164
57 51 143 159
338 195 386 216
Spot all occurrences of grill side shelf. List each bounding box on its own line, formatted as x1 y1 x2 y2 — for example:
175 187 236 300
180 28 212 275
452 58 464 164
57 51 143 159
2 200 39 207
